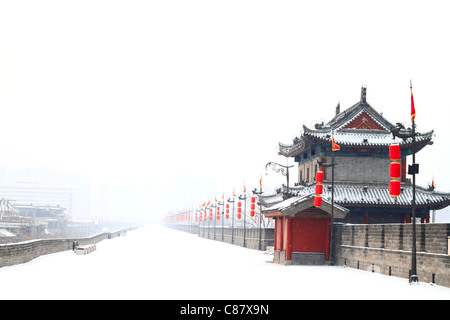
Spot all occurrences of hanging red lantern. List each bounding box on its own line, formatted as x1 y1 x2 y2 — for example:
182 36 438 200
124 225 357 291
250 203 256 210
237 201 242 208
251 197 256 203
389 162 401 179
237 212 241 219
314 170 324 207
316 171 324 183
250 210 255 217
389 143 402 198
389 180 401 198
315 183 323 195
237 207 242 213
314 195 322 207
226 212 229 219
389 144 401 161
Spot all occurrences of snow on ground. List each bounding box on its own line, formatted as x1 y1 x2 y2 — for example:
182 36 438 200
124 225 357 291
0 224 449 300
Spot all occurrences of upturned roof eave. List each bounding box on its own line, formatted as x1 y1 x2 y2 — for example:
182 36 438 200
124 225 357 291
283 182 450 210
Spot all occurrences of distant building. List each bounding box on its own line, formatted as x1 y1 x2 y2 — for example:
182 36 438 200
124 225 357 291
0 181 73 214
261 87 450 224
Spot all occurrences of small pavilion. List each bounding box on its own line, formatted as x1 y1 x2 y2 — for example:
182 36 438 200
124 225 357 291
263 193 349 265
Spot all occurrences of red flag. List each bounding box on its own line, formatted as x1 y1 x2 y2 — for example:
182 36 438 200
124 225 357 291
259 175 262 187
332 132 340 151
410 80 416 122
243 182 246 193
233 188 236 197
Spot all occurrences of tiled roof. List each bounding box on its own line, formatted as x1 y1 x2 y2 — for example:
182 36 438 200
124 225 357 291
278 92 434 157
259 183 450 210
303 126 434 147
261 192 349 219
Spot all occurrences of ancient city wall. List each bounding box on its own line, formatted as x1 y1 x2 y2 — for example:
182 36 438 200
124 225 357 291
167 224 274 251
333 223 450 287
0 227 136 268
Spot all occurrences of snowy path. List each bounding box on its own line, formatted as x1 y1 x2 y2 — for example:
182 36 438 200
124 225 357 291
0 224 449 300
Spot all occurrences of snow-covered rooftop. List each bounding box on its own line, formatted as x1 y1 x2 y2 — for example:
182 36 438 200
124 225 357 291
278 89 434 157
259 183 450 210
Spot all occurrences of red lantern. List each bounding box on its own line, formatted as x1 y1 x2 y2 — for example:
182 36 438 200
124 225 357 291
226 212 229 219
237 201 242 208
389 180 401 198
250 203 256 210
389 162 401 179
316 171 324 183
251 197 256 203
314 195 322 207
250 210 255 217
315 183 323 195
237 212 241 219
237 207 242 213
389 144 401 161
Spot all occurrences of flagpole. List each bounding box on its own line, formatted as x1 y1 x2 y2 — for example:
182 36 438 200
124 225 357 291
410 80 419 284
252 182 264 251
329 147 335 265
227 195 235 245
318 131 339 264
221 199 225 242
410 117 418 283
239 192 247 248
390 81 419 284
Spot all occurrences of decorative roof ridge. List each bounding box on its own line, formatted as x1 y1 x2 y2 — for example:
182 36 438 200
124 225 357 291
286 181 450 194
326 100 362 126
325 101 395 131
338 128 389 134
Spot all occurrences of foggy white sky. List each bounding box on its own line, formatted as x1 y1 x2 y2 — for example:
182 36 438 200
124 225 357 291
1 0 450 221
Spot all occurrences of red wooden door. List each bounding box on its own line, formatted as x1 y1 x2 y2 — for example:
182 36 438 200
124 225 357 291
291 218 330 254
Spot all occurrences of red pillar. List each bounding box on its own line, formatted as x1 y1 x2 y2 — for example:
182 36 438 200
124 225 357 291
274 218 278 251
401 158 407 182
285 217 292 261
279 217 284 252
323 218 330 261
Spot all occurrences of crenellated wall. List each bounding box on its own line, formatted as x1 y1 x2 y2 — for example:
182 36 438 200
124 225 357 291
0 227 136 268
333 223 450 287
